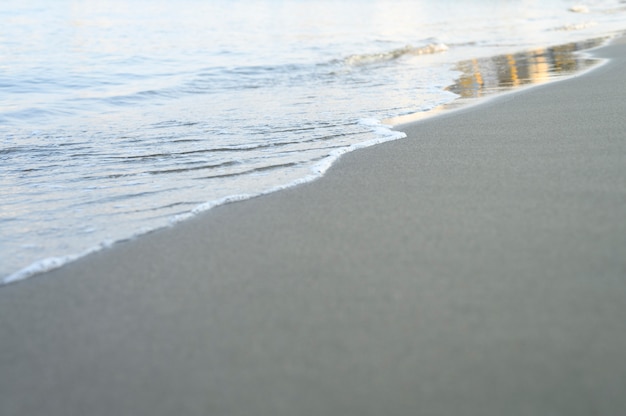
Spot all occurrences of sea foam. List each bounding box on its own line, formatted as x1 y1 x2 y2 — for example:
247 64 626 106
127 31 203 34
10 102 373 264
2 120 406 286
3 241 114 285
3 0 625 286
569 5 590 13
345 43 449 66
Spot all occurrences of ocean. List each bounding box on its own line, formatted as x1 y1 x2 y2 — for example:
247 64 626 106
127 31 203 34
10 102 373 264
2 0 625 284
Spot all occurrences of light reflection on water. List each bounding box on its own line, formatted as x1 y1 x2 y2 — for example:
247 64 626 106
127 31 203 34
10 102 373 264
448 38 606 100
385 37 608 126
2 0 626 283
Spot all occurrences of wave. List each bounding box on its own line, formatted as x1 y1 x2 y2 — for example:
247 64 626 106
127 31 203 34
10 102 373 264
2 241 115 286
2 119 406 286
344 43 449 66
552 21 597 31
569 5 590 13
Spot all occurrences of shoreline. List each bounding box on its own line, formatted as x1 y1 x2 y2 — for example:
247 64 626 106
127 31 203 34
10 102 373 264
2 37 626 415
386 35 612 126
2 35 617 286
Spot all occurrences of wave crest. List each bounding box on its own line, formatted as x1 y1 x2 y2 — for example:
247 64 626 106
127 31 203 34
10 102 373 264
569 5 590 13
344 43 449 66
552 21 597 31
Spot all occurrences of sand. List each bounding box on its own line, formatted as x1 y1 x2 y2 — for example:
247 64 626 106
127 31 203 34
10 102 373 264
1 37 626 416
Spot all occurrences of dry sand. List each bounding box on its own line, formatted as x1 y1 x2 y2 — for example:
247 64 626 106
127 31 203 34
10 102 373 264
2 38 626 416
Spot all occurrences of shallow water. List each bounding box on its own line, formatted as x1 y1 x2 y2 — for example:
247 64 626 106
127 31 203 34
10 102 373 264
2 0 625 283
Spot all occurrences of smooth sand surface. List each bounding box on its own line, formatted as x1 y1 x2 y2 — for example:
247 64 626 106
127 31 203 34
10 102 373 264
2 38 626 416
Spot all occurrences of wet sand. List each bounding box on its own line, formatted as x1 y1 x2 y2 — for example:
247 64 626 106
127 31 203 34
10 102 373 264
2 38 626 416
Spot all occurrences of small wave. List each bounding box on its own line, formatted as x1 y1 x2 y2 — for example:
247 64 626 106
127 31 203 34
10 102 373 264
2 107 72 121
2 241 114 285
2 119 407 286
171 120 406 224
309 119 406 175
200 161 300 180
149 120 200 129
552 21 597 31
344 43 449 66
103 88 182 106
147 161 238 175
569 5 590 13
0 147 23 155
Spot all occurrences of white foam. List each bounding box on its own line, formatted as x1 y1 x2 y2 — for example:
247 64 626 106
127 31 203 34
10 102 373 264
176 119 406 215
311 119 406 173
569 5 590 13
2 120 406 286
345 43 449 66
169 193 254 223
2 241 114 285
553 21 597 31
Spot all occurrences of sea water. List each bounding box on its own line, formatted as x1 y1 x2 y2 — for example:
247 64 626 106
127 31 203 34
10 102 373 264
2 0 625 284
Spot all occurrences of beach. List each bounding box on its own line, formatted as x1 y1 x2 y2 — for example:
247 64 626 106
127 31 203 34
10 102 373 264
2 35 626 416
5 0 626 281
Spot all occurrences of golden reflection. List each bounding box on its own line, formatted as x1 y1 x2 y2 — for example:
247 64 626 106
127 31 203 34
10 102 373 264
385 38 607 126
447 37 606 101
506 54 519 87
